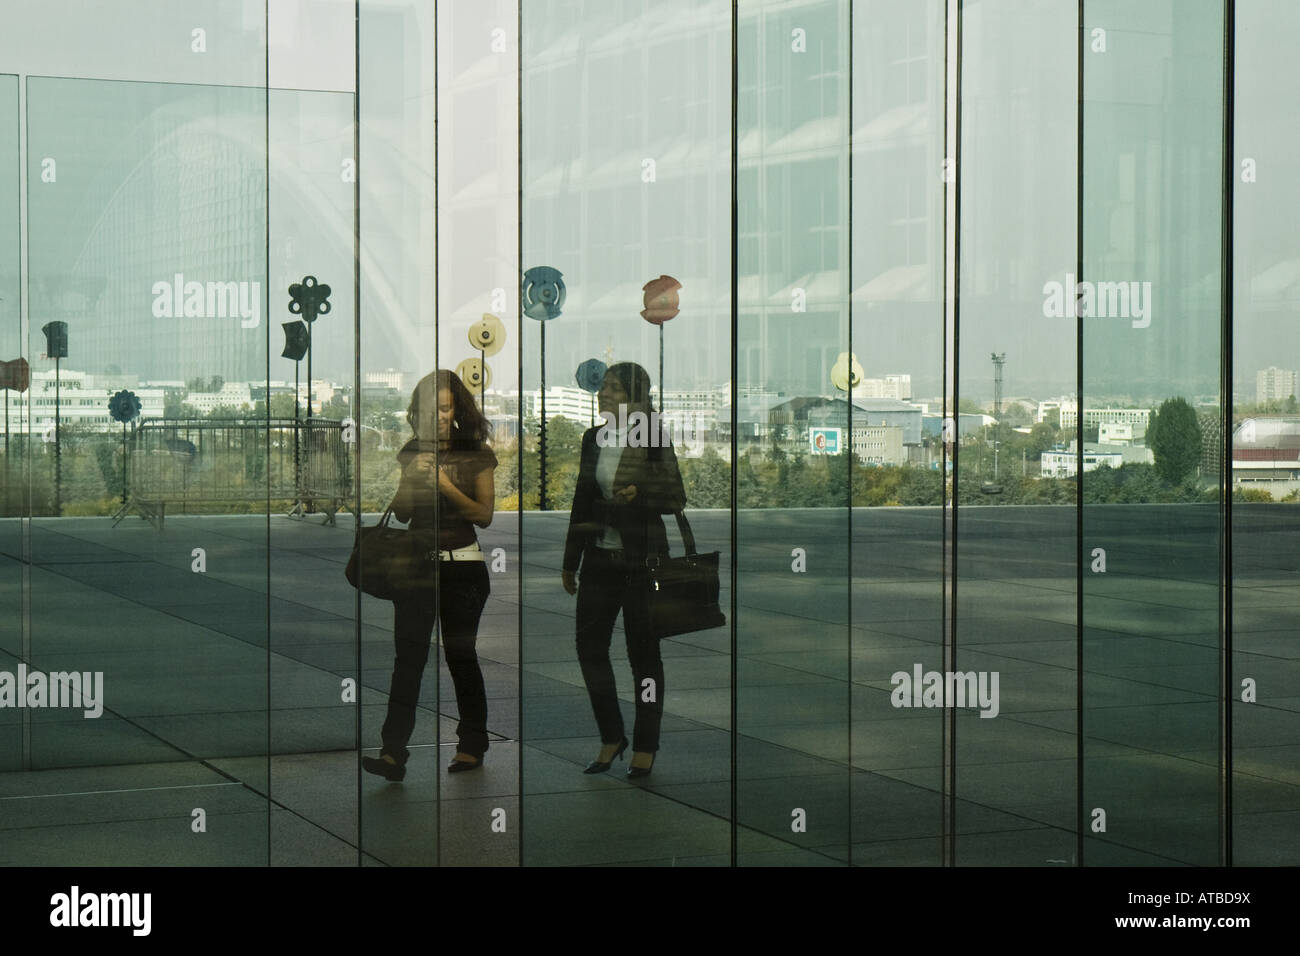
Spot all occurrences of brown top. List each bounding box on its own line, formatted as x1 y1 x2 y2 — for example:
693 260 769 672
392 439 497 550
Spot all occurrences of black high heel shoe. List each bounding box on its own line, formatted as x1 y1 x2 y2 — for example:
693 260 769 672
626 752 656 779
583 736 629 774
362 755 406 782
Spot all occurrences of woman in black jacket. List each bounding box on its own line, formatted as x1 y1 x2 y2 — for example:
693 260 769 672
363 369 496 781
561 362 685 778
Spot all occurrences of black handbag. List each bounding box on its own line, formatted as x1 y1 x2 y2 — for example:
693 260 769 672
640 511 726 640
345 506 438 600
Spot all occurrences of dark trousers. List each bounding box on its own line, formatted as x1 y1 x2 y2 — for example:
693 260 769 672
575 547 664 754
381 560 490 764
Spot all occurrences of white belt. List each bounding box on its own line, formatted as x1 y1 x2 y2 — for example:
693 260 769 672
434 543 484 562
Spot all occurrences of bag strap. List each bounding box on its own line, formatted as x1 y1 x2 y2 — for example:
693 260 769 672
671 510 698 556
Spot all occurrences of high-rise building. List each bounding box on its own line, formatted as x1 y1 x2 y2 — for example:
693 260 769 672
1257 366 1298 403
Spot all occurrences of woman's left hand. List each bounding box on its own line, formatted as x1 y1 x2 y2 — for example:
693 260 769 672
613 484 637 503
436 466 456 494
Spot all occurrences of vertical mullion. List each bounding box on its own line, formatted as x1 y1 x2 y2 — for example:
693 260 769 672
352 0 363 868
728 0 739 870
1074 0 1085 870
941 0 962 868
515 0 526 868
845 0 854 864
1220 0 1235 869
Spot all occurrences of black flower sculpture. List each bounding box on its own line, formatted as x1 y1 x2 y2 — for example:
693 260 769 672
109 389 142 424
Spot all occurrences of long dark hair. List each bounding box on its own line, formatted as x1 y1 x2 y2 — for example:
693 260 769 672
606 361 655 416
407 369 491 447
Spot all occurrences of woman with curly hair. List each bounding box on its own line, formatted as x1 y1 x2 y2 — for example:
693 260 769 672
364 369 497 780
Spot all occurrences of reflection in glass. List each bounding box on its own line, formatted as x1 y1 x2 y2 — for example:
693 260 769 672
520 0 733 866
1081 0 1224 866
22 66 271 862
1230 0 1300 866
361 370 496 782
736 0 851 866
954 0 1077 865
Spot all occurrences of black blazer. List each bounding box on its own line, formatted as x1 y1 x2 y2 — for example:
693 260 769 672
563 426 687 572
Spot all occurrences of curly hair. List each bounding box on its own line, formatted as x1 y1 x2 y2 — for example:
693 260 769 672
407 369 492 446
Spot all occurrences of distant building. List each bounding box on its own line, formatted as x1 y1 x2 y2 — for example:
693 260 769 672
853 373 911 402
806 397 923 446
1233 418 1300 486
185 381 252 415
2 369 165 435
1037 397 1075 424
1256 366 1298 404
1040 440 1153 477
1060 406 1150 431
365 369 406 393
1099 422 1145 444
852 425 905 465
922 412 993 439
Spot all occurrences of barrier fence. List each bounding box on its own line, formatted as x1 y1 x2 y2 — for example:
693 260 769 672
115 418 353 528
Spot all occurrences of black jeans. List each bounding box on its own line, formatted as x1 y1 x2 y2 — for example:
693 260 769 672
381 560 490 764
575 547 665 754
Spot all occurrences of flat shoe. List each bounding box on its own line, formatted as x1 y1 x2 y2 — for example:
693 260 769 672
362 755 406 782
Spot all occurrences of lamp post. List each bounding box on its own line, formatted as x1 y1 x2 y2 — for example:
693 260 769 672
288 276 332 421
1 358 30 510
466 312 506 411
281 320 309 517
41 322 68 516
521 266 565 511
576 358 606 427
108 389 141 519
640 275 681 414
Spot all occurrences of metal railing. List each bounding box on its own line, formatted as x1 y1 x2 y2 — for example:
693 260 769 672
114 418 353 528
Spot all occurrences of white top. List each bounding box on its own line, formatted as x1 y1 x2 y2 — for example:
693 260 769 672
595 430 626 550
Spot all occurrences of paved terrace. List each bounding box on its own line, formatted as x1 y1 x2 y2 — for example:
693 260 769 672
1 505 1297 866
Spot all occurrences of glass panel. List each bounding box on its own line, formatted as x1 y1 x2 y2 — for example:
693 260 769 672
355 0 439 865
1 73 20 775
265 66 359 862
1081 0 1224 866
520 0 734 866
16 0 270 863
1231 0 1300 866
434 0 521 866
735 0 850 866
849 0 948 866
954 0 1078 865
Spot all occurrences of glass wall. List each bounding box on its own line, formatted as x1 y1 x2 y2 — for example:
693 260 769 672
849 0 947 866
14 0 272 864
1080 0 1224 866
519 0 733 866
955 0 1077 865
1231 0 1300 866
1 0 1295 868
1 72 19 776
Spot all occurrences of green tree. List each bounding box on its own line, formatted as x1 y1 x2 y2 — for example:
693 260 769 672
1148 397 1203 485
253 393 299 419
681 446 731 508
